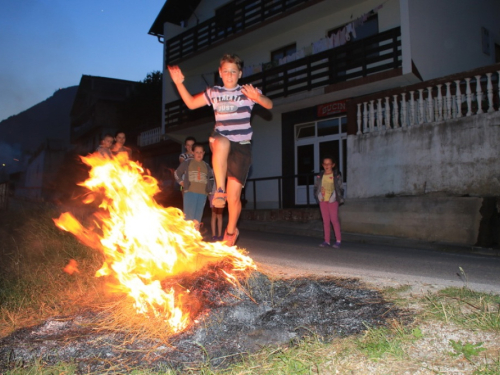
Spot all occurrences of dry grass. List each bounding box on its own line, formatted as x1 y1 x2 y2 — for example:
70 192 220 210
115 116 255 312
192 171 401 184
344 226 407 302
0 202 103 335
1 201 500 374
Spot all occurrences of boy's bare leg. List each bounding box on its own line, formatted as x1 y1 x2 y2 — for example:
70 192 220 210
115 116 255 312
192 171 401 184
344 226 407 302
210 135 230 192
226 177 243 234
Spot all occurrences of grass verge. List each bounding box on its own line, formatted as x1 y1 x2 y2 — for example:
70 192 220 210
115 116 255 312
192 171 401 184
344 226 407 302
1 202 499 374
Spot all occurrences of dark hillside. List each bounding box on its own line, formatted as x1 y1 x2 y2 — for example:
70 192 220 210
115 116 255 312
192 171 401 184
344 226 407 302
0 86 78 152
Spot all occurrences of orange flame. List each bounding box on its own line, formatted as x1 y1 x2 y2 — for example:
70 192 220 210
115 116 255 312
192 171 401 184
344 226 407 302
63 259 80 275
53 152 255 332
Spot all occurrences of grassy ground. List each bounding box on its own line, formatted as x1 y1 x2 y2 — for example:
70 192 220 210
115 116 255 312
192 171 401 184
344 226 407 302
1 202 499 374
0 202 105 338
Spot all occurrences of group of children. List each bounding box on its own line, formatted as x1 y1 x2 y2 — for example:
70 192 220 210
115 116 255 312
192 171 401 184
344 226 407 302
96 131 132 158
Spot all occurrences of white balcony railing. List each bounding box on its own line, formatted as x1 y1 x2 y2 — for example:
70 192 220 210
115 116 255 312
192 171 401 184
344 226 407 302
356 69 500 135
137 127 161 147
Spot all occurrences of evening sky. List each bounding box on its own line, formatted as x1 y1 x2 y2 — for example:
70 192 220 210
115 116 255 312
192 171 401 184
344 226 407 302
0 0 165 122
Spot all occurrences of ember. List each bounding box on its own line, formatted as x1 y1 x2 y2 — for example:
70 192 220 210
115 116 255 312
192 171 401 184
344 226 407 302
0 272 403 373
53 152 255 333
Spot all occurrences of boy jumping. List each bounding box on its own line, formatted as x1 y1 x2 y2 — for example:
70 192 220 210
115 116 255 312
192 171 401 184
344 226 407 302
168 54 273 246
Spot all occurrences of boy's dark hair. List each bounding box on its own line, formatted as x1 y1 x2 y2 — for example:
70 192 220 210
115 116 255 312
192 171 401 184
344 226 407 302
184 136 196 145
103 133 114 140
114 130 126 137
220 54 243 71
191 143 204 152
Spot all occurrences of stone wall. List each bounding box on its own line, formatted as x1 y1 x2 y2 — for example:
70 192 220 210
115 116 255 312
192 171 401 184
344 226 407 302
348 111 500 198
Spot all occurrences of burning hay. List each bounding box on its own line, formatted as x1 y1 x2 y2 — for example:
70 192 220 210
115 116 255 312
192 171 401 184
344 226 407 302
0 271 401 373
53 152 256 333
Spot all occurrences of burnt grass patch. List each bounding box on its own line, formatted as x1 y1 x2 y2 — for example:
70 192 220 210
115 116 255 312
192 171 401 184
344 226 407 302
0 270 407 373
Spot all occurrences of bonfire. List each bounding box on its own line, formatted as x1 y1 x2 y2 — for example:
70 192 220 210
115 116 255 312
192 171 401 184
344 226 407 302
53 152 256 333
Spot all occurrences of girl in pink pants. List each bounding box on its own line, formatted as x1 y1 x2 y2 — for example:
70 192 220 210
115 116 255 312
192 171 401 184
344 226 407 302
313 156 344 248
319 200 341 247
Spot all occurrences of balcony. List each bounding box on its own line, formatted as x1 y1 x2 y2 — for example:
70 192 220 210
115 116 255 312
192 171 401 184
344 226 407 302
166 0 318 64
164 27 401 129
352 63 500 135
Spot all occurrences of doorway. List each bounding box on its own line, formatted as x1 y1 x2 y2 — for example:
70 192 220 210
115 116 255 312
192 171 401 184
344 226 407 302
294 116 347 205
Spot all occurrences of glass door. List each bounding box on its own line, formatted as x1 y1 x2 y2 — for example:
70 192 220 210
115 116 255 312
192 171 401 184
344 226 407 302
294 116 347 205
295 144 315 205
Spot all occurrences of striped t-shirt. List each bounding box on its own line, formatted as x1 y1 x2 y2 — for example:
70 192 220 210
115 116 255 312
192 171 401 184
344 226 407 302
204 85 260 142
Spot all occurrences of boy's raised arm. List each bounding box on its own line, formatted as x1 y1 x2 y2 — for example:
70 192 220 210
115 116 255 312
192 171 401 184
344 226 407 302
167 65 207 110
241 84 273 109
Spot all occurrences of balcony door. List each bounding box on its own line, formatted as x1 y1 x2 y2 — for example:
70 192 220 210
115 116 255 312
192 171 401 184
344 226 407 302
294 116 347 205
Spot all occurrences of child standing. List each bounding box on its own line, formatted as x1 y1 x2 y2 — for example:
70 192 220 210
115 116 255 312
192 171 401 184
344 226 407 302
208 184 224 241
174 143 214 231
95 134 113 157
179 136 196 164
111 131 132 158
168 54 273 246
313 156 344 248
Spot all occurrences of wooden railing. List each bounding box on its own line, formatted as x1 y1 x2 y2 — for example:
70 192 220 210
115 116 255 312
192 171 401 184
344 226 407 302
353 64 500 135
165 27 401 129
166 0 313 64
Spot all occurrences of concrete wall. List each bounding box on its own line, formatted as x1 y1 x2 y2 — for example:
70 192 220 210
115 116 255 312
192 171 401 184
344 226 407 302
240 194 484 245
340 196 483 245
348 111 500 198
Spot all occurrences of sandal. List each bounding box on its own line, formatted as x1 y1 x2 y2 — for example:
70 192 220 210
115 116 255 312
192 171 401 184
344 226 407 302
213 187 227 208
223 228 239 247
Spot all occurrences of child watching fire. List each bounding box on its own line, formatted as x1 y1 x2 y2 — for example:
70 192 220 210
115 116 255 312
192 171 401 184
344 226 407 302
95 134 114 157
174 143 214 231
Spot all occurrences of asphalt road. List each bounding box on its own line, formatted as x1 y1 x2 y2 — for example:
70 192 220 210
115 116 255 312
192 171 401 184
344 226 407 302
236 229 500 293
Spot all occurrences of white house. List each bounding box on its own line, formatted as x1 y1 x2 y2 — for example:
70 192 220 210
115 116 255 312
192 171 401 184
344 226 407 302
146 0 500 246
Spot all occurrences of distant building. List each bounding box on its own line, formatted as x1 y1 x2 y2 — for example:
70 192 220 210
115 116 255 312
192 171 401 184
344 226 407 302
70 75 140 155
16 139 66 202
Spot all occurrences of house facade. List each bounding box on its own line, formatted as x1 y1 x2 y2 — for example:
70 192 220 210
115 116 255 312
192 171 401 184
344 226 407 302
70 75 140 155
18 139 67 202
146 0 500 245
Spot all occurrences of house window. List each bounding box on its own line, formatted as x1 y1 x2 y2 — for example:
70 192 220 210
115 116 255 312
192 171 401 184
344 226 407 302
295 123 315 139
327 13 379 80
215 2 236 31
262 43 297 71
262 43 297 88
271 43 297 63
